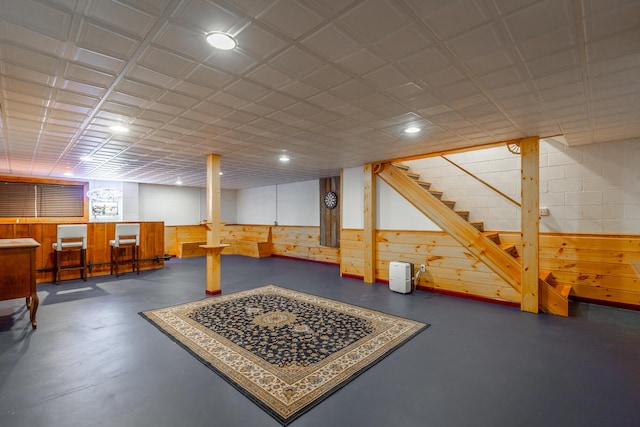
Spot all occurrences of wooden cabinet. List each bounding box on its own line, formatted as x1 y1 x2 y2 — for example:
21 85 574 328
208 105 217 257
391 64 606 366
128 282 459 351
0 238 40 328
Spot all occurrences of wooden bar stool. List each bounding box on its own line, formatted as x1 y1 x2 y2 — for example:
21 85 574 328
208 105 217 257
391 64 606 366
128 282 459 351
109 223 140 277
52 224 88 285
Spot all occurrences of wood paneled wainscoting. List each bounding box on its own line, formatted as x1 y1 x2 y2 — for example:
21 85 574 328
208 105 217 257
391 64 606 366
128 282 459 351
340 229 519 304
0 222 165 284
341 228 640 310
165 224 340 264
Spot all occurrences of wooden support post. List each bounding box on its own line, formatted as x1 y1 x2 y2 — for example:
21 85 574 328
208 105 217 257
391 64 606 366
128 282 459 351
520 137 540 313
364 163 376 283
202 154 227 295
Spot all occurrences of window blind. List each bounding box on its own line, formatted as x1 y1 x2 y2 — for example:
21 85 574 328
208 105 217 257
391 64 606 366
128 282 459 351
0 181 84 217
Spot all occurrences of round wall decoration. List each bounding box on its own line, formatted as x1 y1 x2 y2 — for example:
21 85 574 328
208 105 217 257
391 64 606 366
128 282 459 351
323 191 338 209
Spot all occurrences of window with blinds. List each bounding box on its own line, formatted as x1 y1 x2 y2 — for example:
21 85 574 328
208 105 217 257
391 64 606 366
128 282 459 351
0 182 85 217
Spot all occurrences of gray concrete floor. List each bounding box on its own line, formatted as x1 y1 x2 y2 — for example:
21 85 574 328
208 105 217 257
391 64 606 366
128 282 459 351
1 255 640 427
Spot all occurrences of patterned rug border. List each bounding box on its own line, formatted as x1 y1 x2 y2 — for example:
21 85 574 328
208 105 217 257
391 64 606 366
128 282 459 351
139 285 429 426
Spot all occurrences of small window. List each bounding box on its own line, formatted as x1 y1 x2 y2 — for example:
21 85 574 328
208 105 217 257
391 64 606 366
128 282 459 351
0 181 85 218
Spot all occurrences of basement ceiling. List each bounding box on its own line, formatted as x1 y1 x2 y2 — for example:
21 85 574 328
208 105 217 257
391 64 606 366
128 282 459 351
0 0 638 189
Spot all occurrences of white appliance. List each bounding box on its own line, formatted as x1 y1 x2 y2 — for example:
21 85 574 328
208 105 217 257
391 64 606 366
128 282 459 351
389 261 412 294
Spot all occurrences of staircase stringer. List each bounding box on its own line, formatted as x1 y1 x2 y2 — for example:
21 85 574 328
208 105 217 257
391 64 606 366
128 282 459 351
375 162 521 293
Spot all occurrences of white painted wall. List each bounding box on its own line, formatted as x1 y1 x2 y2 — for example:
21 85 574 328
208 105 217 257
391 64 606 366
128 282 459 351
235 180 319 226
236 185 277 224
342 167 364 228
276 180 319 226
139 184 202 225
407 138 640 233
341 166 440 230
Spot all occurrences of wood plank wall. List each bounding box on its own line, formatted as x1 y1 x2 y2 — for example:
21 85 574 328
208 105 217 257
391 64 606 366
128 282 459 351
342 228 640 309
341 228 519 303
272 226 339 263
0 222 165 284
499 232 640 307
164 224 340 264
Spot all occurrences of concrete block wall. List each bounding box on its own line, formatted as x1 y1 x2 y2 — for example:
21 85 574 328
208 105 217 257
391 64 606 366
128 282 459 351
407 138 640 233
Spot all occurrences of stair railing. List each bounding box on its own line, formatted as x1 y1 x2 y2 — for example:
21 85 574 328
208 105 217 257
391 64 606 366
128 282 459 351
440 155 521 208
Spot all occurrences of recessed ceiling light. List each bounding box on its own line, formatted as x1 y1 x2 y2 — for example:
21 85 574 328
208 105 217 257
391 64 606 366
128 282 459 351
80 156 92 161
176 178 182 185
404 127 421 134
110 125 129 133
279 155 290 162
219 171 223 176
64 171 73 177
205 32 237 50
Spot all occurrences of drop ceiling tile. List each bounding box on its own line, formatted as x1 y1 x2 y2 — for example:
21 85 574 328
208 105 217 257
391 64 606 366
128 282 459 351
204 49 256 75
260 1 325 40
3 0 72 40
86 0 157 38
465 51 515 76
586 27 640 62
64 62 116 87
108 91 149 107
271 47 325 78
516 27 577 61
336 48 387 76
400 46 451 78
138 46 194 78
172 0 243 34
76 20 141 60
61 79 107 98
172 80 215 99
4 64 56 87
126 64 176 87
423 0 492 40
526 48 580 78
340 0 411 44
479 67 525 90
157 91 200 108
447 24 508 62
278 81 322 99
152 22 210 59
302 65 351 91
185 64 235 90
504 0 572 43
361 64 411 90
420 66 467 88
3 44 60 75
301 23 361 62
235 23 289 60
0 20 67 56
245 65 293 89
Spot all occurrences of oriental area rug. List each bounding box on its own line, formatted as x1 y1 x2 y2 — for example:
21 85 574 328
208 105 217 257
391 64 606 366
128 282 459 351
140 285 428 425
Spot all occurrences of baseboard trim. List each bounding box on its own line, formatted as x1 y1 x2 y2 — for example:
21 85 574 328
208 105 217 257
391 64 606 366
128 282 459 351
415 285 520 308
572 296 640 312
205 289 222 296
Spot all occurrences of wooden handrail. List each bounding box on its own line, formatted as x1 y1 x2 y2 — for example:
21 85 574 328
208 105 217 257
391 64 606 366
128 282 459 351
440 155 521 208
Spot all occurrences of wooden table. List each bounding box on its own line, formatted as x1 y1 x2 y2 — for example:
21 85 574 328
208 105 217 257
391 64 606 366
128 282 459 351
0 238 41 329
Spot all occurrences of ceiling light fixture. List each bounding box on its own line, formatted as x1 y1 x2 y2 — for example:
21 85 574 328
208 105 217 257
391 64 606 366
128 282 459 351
205 32 237 50
110 125 129 133
279 155 290 162
219 171 223 176
80 156 92 161
404 126 421 134
176 178 183 185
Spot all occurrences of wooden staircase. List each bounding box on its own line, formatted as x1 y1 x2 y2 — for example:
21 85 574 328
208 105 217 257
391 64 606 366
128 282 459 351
379 162 570 316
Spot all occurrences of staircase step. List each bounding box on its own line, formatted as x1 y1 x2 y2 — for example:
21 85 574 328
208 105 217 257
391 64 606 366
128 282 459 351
455 210 469 220
539 269 552 282
469 221 484 232
416 180 431 190
500 244 519 257
555 284 572 299
428 190 443 199
484 232 499 243
406 172 420 180
392 163 410 171
442 200 456 209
